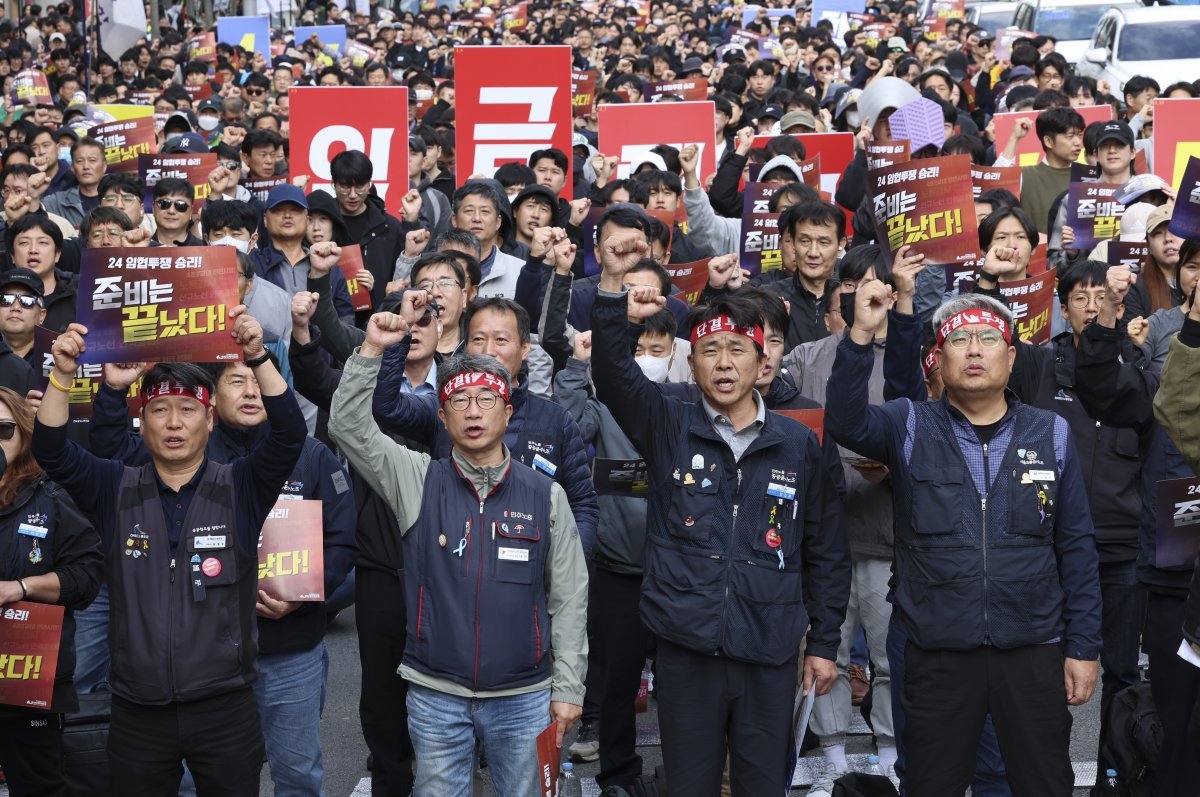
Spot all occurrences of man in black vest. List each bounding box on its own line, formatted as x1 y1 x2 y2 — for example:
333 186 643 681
826 288 1102 795
31 308 307 797
588 212 850 797
328 305 588 797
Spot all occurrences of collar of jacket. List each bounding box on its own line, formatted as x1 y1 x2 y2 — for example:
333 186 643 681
450 445 512 502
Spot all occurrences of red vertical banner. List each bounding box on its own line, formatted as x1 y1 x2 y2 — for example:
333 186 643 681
535 722 560 797
257 500 325 602
571 70 596 118
289 86 410 219
338 244 374 312
999 270 1056 345
0 602 63 709
1156 99 1200 193
94 118 157 173
754 132 856 199
455 46 575 199
599 101 717 184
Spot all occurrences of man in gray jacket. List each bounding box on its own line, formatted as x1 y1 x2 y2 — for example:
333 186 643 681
41 137 106 229
329 302 588 797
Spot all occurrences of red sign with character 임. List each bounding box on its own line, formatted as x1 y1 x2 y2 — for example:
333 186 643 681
0 601 63 709
455 46 574 198
289 86 410 219
94 118 157 173
74 247 241 364
868 154 980 266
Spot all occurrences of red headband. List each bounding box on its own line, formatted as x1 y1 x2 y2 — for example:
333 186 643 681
922 349 939 378
690 315 765 348
141 379 211 408
439 371 510 405
936 309 1012 348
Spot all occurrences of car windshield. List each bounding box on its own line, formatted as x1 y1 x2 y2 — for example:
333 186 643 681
1119 20 1200 60
976 8 1016 34
1035 4 1130 39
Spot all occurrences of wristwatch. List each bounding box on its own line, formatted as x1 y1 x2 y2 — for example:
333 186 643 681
977 268 1001 284
244 351 271 368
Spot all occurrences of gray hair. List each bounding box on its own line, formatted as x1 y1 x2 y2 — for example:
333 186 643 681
932 294 1013 332
436 353 511 399
435 228 483 259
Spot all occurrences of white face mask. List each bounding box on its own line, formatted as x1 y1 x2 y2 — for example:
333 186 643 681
211 235 251 253
414 87 433 101
844 109 862 130
198 114 220 132
635 354 671 383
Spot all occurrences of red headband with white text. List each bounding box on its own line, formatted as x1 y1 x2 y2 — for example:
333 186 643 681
141 379 211 408
935 309 1011 348
439 371 511 405
690 315 765 348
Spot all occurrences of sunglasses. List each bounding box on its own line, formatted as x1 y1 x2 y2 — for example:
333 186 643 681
156 198 191 212
0 420 15 440
244 87 267 97
0 293 39 309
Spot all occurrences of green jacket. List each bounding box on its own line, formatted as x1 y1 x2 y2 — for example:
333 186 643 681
1154 330 1200 475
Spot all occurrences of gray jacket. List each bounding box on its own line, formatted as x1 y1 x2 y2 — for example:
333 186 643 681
683 186 741 257
41 187 87 228
553 358 647 574
1143 306 1184 371
783 331 894 558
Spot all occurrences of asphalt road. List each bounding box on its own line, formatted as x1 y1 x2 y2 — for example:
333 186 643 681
285 606 1109 797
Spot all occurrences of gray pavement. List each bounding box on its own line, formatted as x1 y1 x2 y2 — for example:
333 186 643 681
288 605 1107 796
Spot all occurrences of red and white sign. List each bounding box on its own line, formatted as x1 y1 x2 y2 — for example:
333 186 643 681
754 132 856 199
455 45 574 198
1153 98 1200 189
599 101 717 183
992 105 1113 169
288 86 410 218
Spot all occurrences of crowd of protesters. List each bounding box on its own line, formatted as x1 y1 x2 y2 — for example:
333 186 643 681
0 1 1196 796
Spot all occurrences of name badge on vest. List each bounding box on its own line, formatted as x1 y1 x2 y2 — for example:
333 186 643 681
532 454 557 477
193 535 227 549
17 524 47 539
766 482 795 501
498 547 529 562
1019 470 1055 484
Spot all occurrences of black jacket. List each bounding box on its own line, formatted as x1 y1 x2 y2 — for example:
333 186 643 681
344 195 411 313
0 336 34 394
43 269 78 333
765 271 835 351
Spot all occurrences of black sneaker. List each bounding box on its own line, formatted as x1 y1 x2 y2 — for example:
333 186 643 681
567 720 600 762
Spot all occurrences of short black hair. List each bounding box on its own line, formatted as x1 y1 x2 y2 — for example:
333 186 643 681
748 59 775 77
744 286 788 335
1057 260 1109 305
71 136 104 158
201 199 259 235
330 149 373 186
629 258 671 296
596 202 651 245
442 249 482 292
641 307 678 340
494 162 536 190
837 244 893 288
978 206 1038 252
142 362 215 400
1034 106 1084 150
768 182 821 213
410 251 466 289
81 207 135 244
634 168 682 198
99 172 144 199
598 178 649 206
6 214 62 255
976 188 1020 212
764 135 806 160
528 148 568 174
1123 75 1160 100
240 128 283 156
784 201 845 240
942 133 986 165
465 296 530 344
152 177 193 200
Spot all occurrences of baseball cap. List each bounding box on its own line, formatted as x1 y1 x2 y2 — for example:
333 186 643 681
1118 202 1154 242
888 37 909 53
945 51 969 83
408 134 427 155
1009 65 1035 81
265 184 309 210
0 268 44 298
1146 204 1173 236
780 110 817 133
161 132 211 154
679 56 705 76
164 109 198 133
1115 174 1171 207
1095 120 1135 149
198 97 222 114
758 104 784 121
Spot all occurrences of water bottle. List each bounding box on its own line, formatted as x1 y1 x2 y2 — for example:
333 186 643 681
1105 769 1121 788
559 761 582 797
865 754 883 776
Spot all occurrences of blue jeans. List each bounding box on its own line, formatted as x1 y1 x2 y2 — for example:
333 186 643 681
887 620 1010 796
73 583 110 693
180 642 330 797
407 682 550 797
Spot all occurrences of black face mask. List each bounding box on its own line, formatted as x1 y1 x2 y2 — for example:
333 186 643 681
839 290 856 330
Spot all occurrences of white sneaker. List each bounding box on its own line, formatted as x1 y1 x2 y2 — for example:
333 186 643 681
807 762 840 797
884 765 901 789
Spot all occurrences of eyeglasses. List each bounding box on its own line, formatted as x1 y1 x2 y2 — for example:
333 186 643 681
447 391 500 412
0 420 16 440
89 227 125 240
415 277 462 291
102 193 139 206
815 64 835 72
334 183 371 196
1068 292 1106 309
156 198 191 212
0 293 40 309
944 328 1005 349
244 87 267 97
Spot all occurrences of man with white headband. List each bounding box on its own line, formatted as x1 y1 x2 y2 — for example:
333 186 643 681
328 300 587 797
825 287 1102 795
588 214 850 797
30 308 307 796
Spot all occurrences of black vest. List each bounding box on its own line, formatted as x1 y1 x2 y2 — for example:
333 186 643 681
403 458 554 692
642 410 816 666
110 462 258 704
893 401 1065 651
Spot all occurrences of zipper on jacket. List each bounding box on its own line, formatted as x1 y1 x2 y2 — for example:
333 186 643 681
168 553 178 699
718 466 744 650
473 471 492 691
981 442 990 645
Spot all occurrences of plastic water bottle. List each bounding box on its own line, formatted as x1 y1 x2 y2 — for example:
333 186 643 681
560 761 582 797
865 754 883 776
1105 769 1121 788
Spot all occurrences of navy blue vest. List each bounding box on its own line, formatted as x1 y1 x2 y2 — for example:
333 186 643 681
1135 425 1197 595
111 462 258 704
894 401 1065 651
642 409 816 666
403 457 554 692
